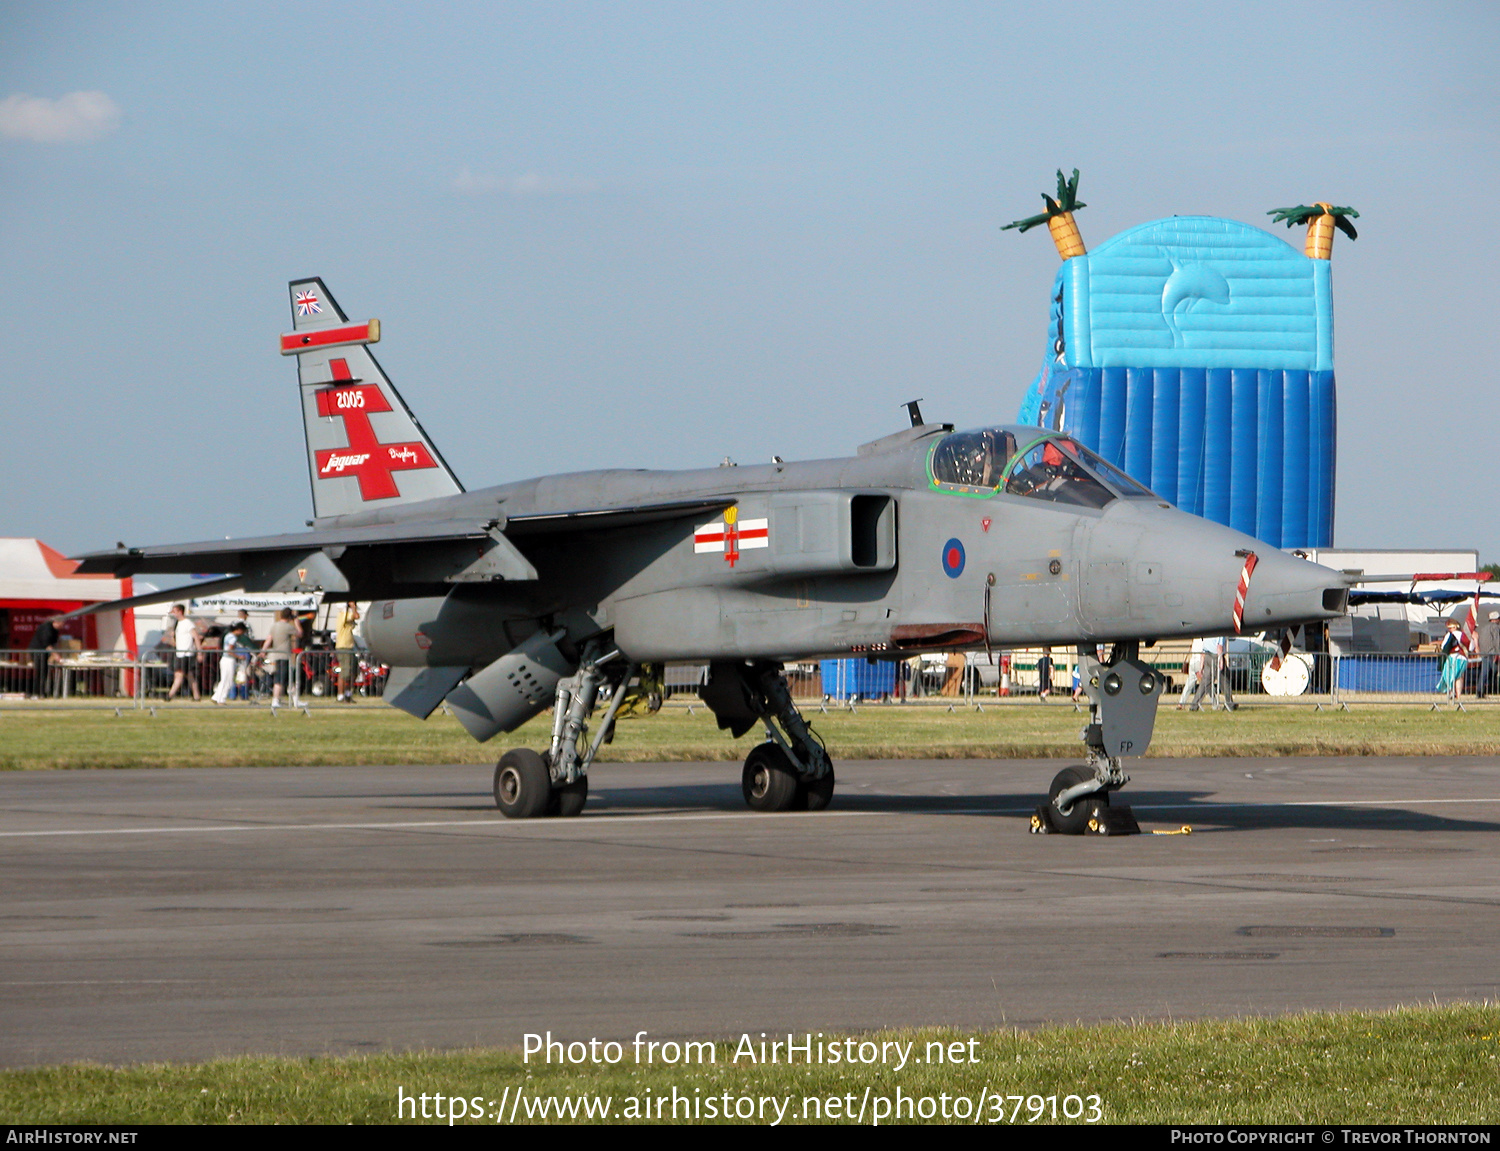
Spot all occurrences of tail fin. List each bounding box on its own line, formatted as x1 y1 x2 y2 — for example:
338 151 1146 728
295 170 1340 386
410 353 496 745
282 277 463 521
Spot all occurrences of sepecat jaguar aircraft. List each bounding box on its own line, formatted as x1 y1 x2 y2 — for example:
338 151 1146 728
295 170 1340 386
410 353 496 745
75 279 1349 833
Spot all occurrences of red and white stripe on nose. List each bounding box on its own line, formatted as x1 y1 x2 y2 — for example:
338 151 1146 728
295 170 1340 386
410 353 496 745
1231 551 1258 634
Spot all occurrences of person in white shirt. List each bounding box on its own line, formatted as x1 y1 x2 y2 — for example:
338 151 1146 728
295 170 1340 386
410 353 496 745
1177 637 1206 709
165 604 201 702
1187 635 1237 711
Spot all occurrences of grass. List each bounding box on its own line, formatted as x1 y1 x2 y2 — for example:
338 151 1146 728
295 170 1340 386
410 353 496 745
2 699 1500 770
2 1004 1495 1124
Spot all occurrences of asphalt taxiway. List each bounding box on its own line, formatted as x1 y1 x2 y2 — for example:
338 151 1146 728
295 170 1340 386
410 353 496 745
1 756 1497 1066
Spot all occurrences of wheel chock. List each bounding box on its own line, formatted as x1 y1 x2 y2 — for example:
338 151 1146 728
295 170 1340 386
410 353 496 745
1085 805 1140 835
1030 801 1140 836
1085 805 1140 836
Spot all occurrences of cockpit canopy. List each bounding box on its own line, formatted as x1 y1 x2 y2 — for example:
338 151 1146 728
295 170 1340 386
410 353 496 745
929 428 1155 509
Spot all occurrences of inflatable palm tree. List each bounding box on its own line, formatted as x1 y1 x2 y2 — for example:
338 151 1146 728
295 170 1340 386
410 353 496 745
1267 203 1359 259
1003 168 1087 259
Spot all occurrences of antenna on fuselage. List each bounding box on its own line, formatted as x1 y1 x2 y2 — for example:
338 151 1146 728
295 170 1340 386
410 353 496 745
903 398 925 427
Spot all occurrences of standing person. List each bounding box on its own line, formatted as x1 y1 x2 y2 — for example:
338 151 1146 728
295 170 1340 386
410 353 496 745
230 611 255 698
1188 635 1236 711
335 602 360 703
293 610 316 705
1476 611 1500 700
905 654 924 699
212 622 250 704
261 608 298 710
1437 619 1467 701
233 609 255 645
28 615 65 699
1036 646 1053 702
1177 637 1206 710
165 604 202 701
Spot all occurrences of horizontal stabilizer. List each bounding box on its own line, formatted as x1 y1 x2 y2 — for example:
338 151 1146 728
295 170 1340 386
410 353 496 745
60 554 350 619
56 575 250 620
74 519 501 577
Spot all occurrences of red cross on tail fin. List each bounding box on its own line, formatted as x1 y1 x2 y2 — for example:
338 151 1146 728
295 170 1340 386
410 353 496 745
283 277 463 521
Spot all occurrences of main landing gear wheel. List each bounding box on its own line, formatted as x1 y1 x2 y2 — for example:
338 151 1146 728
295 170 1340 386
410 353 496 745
494 749 590 818
742 743 801 812
799 763 835 812
494 748 553 819
549 774 588 818
1046 765 1108 836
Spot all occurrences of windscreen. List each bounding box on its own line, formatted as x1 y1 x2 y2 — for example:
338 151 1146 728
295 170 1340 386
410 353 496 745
1002 438 1116 508
1064 441 1156 498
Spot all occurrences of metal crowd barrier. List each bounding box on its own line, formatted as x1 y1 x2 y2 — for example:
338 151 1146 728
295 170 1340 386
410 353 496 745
0 648 388 708
4 648 1494 712
1329 651 1499 707
663 651 1500 710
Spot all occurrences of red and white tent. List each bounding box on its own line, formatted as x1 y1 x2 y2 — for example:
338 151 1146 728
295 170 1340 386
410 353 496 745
0 539 134 653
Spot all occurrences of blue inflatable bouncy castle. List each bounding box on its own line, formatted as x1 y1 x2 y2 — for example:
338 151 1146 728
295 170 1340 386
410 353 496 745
1009 176 1354 550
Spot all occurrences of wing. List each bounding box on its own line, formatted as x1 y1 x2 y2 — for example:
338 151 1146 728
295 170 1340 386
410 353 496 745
71 498 732 601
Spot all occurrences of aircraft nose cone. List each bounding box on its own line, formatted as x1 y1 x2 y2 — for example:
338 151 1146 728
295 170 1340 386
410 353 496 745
1243 547 1347 629
1082 503 1347 638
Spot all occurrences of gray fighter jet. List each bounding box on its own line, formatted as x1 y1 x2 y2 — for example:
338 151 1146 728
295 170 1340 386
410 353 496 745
76 279 1349 832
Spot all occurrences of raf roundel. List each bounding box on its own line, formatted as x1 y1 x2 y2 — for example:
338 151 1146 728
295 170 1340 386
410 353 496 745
941 537 966 578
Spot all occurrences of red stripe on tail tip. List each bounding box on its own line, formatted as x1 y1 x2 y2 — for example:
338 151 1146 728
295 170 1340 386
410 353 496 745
279 320 379 354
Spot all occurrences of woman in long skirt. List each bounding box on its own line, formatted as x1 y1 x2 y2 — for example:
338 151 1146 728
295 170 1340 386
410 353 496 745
1436 620 1468 700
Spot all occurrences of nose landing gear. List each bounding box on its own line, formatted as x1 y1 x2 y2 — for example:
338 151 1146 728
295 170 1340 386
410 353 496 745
1031 643 1157 835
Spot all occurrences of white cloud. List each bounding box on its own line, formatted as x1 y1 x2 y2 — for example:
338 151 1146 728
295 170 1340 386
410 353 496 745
453 166 599 196
0 91 122 143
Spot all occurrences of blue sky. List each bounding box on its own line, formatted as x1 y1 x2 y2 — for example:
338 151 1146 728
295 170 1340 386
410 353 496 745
2 1 1497 560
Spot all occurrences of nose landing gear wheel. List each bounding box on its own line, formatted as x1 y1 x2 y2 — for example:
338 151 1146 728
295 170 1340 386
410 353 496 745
742 743 801 812
1046 765 1107 836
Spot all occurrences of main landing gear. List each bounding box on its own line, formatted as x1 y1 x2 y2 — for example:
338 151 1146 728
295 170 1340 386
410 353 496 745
493 747 587 818
1030 641 1163 836
703 661 835 813
492 642 634 820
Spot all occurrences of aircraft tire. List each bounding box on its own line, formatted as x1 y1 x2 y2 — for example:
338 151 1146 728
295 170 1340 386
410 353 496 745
1047 766 1107 835
551 775 588 818
742 743 800 812
800 764 836 812
494 748 552 819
